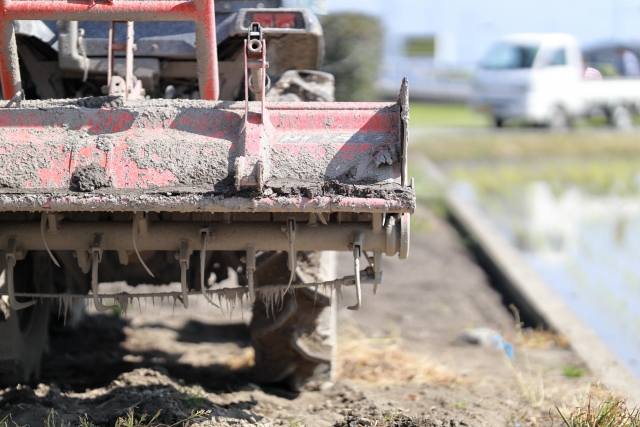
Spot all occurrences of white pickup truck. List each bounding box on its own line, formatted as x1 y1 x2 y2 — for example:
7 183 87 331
470 33 640 128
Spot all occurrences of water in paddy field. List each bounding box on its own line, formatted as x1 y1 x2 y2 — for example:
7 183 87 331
452 179 640 378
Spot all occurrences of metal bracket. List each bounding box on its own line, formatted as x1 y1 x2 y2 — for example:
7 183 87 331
6 237 35 310
347 231 364 311
91 234 115 312
177 240 190 309
4 90 23 108
236 22 271 192
106 21 143 99
243 22 269 122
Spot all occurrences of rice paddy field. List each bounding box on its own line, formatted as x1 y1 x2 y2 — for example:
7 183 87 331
410 105 640 383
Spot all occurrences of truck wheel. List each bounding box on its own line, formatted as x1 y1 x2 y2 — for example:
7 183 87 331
0 252 54 384
610 106 633 130
249 251 334 391
548 106 571 130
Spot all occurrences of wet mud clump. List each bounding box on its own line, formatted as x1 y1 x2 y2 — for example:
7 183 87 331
75 96 124 109
71 163 110 192
265 179 415 205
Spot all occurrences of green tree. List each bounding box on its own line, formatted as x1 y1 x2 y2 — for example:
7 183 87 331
321 13 383 101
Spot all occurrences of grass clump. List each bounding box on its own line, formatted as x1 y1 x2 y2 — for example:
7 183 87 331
555 397 640 426
288 418 306 427
505 306 545 407
520 326 569 350
44 410 69 427
180 385 206 408
79 414 96 427
114 409 210 427
563 366 585 378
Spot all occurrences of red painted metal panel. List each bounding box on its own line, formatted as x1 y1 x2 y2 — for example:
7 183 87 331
0 0 197 21
0 0 218 100
0 101 404 200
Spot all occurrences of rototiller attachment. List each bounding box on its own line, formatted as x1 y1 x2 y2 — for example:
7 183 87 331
0 0 413 312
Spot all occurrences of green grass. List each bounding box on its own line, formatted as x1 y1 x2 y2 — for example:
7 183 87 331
562 366 585 378
555 397 640 426
179 385 206 408
288 419 307 427
412 131 640 163
454 401 469 409
409 103 488 129
447 157 640 196
9 409 210 427
44 410 69 427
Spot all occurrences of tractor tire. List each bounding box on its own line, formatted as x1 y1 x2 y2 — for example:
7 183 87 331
249 251 335 391
251 71 337 391
0 252 54 384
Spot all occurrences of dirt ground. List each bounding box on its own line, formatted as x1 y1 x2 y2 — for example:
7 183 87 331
0 208 608 427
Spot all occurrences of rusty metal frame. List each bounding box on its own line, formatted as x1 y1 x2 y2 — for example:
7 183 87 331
0 220 400 253
0 0 219 100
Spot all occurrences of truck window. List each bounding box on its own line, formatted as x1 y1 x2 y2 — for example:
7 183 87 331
547 48 567 66
479 43 539 70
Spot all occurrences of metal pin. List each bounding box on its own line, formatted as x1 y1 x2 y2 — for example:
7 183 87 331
40 214 60 267
246 246 256 304
178 240 190 309
286 219 296 290
91 234 115 312
347 231 364 311
199 231 219 308
132 212 154 277
6 238 35 310
373 251 382 295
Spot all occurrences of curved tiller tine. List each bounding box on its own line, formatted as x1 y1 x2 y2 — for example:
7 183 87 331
347 232 364 311
132 212 154 277
91 234 116 312
40 214 60 267
6 238 36 310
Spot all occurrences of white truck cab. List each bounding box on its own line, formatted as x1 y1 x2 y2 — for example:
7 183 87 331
471 33 640 128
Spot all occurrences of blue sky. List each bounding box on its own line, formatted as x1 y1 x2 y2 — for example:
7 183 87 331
327 0 640 64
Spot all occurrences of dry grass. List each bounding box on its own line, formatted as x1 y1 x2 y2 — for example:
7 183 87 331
336 325 460 386
520 327 570 350
553 395 640 427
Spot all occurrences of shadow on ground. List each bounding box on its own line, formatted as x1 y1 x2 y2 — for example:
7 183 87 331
40 314 253 393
